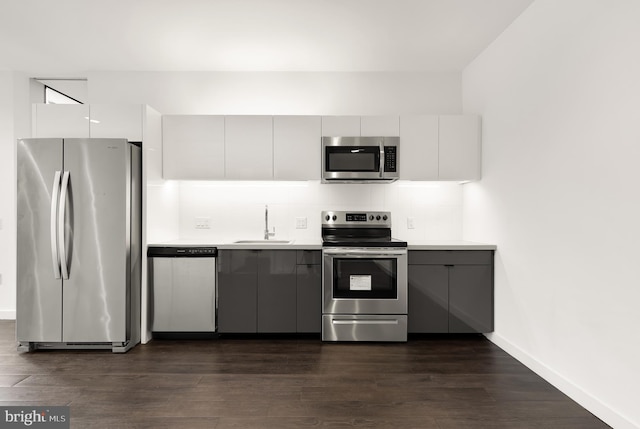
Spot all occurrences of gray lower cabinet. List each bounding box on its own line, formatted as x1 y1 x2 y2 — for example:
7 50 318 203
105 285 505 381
449 264 493 332
408 265 449 333
408 250 494 333
257 250 297 333
217 250 259 333
296 250 322 333
218 249 321 334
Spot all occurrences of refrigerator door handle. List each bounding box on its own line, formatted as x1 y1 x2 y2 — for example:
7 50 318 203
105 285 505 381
50 171 62 279
58 170 70 280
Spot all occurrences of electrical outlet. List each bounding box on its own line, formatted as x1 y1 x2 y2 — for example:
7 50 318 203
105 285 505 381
295 217 307 229
195 217 211 229
407 217 415 229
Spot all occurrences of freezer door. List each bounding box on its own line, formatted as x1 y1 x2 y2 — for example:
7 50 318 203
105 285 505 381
61 138 130 343
16 138 64 342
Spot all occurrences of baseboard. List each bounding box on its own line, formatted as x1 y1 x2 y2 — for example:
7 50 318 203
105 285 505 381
486 332 638 429
0 310 16 320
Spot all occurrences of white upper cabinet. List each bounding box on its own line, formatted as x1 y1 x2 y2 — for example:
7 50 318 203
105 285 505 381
156 113 481 182
322 116 399 137
162 115 225 180
399 114 481 181
321 116 360 136
32 103 146 141
399 115 439 180
225 116 273 180
438 115 481 181
273 116 321 180
32 104 90 138
90 104 143 141
361 116 400 136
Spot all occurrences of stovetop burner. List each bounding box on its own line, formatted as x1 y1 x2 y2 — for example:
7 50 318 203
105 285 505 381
321 211 407 248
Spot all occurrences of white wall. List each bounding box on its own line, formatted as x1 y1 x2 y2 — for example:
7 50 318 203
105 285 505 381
176 181 462 243
0 72 31 319
87 71 462 115
0 71 16 319
462 1 640 428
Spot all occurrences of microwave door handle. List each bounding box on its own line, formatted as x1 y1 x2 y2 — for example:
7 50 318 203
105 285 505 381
379 140 385 178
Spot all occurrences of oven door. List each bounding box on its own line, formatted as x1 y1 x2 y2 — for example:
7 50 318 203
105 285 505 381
323 247 408 315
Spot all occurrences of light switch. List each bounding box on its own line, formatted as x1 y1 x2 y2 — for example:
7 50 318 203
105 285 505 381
407 217 415 229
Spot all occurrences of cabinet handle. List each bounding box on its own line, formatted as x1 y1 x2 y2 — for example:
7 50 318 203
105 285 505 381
444 264 454 267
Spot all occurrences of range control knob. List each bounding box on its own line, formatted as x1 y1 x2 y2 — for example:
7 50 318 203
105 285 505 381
376 215 381 221
369 215 374 221
383 215 388 221
325 215 330 221
332 215 337 221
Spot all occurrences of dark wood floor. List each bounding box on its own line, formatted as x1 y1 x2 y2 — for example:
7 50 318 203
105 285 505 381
0 321 608 429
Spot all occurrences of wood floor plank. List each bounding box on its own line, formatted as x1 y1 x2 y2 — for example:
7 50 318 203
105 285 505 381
0 321 610 429
0 375 28 387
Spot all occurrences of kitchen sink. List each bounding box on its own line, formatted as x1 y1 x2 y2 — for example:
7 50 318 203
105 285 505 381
232 240 293 244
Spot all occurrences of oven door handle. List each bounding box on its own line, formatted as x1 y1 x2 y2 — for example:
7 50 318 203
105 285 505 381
323 248 407 257
331 318 400 325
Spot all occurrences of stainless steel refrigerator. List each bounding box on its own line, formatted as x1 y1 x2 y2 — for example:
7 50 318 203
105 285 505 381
16 138 141 353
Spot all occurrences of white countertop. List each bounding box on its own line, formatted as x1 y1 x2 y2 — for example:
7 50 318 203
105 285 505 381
408 241 497 250
148 239 495 251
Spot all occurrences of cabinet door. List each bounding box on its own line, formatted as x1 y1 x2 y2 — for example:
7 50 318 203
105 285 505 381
399 115 439 180
361 116 399 136
217 250 258 333
408 265 449 333
257 251 297 333
273 116 321 180
321 116 360 136
162 115 225 180
90 104 142 141
225 116 273 180
438 115 481 181
296 262 322 333
449 265 493 333
33 104 90 138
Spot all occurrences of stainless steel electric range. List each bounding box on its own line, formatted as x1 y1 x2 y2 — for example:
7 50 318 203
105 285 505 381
321 211 408 342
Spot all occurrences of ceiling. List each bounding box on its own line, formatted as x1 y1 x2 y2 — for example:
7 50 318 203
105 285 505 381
0 0 534 75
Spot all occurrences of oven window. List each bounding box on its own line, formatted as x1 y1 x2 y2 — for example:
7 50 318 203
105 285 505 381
333 258 397 299
326 147 380 172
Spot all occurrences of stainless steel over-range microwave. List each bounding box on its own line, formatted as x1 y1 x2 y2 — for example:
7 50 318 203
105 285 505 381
322 136 399 183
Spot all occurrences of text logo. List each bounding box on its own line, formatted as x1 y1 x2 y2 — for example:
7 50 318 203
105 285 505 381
0 407 69 428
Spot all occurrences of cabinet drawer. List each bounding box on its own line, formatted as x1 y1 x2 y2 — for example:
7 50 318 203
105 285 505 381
408 250 493 265
296 250 321 265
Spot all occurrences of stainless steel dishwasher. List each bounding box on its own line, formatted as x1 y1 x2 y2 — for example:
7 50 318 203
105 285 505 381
148 246 217 337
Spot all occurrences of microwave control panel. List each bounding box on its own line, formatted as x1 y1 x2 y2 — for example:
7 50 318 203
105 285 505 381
384 146 397 172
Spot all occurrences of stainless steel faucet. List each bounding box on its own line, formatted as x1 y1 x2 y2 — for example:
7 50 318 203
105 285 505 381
264 205 275 240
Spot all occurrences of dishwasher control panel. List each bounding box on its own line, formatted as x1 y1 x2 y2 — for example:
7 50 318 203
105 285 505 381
147 246 217 257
